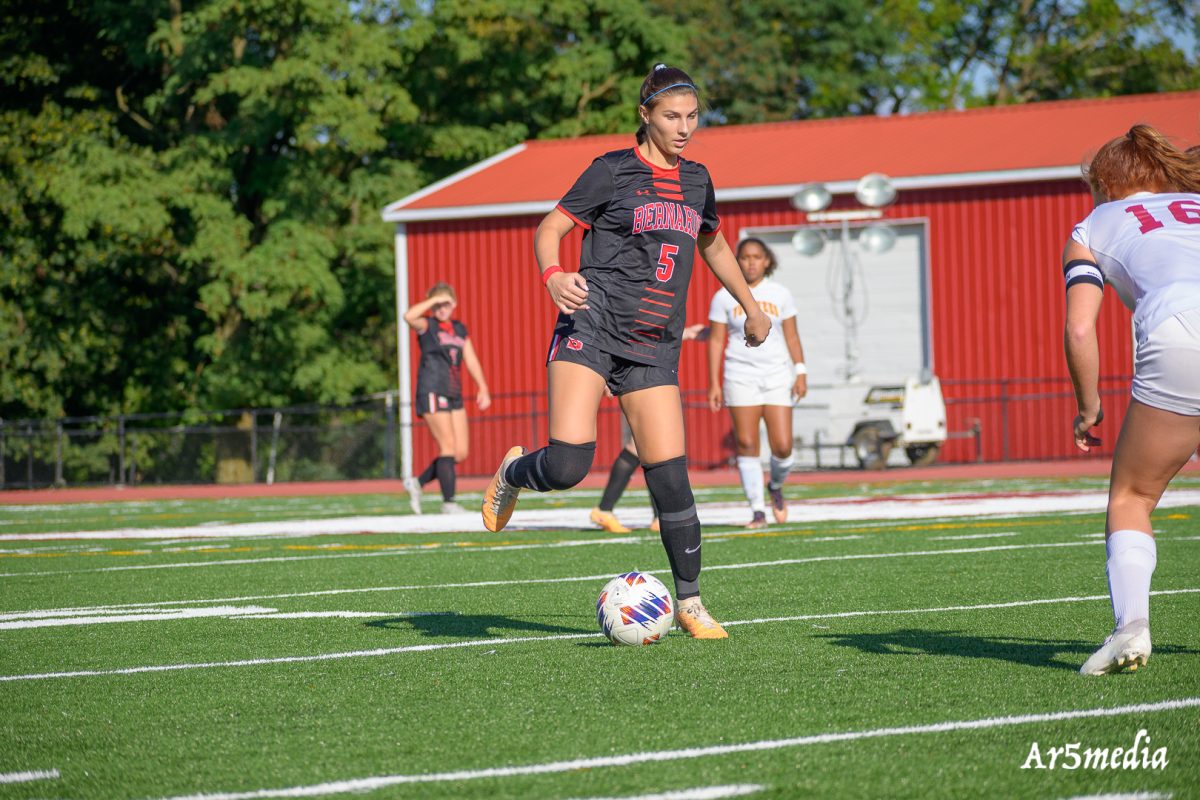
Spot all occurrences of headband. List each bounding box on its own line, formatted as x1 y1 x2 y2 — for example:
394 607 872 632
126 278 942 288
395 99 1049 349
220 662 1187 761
641 82 696 106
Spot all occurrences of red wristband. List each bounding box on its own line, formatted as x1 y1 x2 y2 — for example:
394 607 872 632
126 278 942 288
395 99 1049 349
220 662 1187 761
541 265 563 285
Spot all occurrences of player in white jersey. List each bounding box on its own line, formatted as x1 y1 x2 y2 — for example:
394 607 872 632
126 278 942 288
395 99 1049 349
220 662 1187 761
707 238 808 527
1064 124 1200 676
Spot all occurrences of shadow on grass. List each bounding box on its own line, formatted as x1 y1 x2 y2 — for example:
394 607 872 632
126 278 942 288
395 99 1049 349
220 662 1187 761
814 628 1197 671
366 613 592 639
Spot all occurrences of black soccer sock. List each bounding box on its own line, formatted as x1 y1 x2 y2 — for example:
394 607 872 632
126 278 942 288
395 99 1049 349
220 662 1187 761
504 439 596 492
435 456 456 501
599 448 639 511
643 456 701 600
417 458 438 486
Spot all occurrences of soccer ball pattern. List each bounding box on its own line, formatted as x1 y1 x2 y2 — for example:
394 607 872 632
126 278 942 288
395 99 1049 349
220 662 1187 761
595 571 674 646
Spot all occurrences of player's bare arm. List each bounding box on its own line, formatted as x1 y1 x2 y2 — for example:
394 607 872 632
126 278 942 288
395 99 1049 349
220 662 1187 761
1062 238 1104 451
462 338 491 411
402 293 453 334
698 231 770 346
707 320 727 411
782 316 808 401
534 208 590 314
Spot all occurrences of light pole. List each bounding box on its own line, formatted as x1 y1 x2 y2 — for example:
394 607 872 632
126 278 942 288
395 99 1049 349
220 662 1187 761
790 174 898 382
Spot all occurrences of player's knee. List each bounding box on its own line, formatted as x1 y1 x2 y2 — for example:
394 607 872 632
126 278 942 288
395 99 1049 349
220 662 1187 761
455 449 469 464
734 433 759 455
642 455 694 514
541 439 595 490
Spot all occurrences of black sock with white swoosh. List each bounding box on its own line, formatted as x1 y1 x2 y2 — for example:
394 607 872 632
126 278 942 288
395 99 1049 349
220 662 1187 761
643 456 701 599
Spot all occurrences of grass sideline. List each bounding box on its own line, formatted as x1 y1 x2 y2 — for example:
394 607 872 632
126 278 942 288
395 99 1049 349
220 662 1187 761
0 479 1197 799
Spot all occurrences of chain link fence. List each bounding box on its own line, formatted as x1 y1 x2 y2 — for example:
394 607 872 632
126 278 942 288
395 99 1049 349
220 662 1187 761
0 394 401 489
0 377 1142 490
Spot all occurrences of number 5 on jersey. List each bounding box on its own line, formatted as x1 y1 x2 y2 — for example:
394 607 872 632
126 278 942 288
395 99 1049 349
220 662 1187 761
656 244 679 282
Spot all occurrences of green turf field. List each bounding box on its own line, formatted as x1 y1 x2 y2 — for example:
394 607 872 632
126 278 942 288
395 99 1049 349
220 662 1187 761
1 480 1197 799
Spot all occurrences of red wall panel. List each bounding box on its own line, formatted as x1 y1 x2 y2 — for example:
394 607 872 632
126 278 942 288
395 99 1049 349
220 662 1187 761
405 179 1133 474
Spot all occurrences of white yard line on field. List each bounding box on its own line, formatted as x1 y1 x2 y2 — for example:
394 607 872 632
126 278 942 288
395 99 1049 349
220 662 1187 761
145 698 1200 800
1061 794 1172 800
567 786 765 800
3 588 1197 683
0 606 276 630
0 769 59 784
0 541 1113 615
0 536 644 578
9 539 1197 617
6 489 1198 542
929 532 1018 541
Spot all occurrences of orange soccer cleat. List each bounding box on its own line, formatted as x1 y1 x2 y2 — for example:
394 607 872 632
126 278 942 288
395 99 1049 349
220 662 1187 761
589 508 631 534
675 597 728 639
482 446 525 532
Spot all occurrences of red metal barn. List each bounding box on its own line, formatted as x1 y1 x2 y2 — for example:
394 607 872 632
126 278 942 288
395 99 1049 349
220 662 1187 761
382 91 1200 477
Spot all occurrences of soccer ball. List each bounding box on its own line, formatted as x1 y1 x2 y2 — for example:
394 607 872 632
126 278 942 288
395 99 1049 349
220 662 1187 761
595 571 674 646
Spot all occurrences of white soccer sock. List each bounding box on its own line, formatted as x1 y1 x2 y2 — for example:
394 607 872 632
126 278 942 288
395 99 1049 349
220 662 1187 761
1105 529 1157 629
768 453 794 489
736 456 765 512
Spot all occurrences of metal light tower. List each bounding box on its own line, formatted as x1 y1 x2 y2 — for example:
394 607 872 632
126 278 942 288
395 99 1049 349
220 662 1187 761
790 174 898 382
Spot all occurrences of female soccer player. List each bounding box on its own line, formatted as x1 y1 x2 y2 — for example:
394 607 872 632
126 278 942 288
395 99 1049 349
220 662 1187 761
403 283 491 514
1065 124 1200 675
482 64 771 639
707 238 807 528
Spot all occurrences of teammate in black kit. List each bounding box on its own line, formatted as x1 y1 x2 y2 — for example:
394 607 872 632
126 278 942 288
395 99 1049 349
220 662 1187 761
482 64 770 639
403 282 491 514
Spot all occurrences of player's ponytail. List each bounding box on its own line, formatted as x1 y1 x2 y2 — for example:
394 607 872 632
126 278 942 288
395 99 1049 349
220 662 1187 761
636 63 699 145
1085 124 1200 200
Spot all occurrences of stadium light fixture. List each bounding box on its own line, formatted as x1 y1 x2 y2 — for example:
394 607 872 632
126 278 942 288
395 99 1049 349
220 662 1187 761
788 174 900 381
854 173 897 208
790 183 832 213
790 228 825 257
858 222 897 255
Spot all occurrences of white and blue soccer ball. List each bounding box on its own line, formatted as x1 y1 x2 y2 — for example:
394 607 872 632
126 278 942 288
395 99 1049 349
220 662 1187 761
595 571 674 646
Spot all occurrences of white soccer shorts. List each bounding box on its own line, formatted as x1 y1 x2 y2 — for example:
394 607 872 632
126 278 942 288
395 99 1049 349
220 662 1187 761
723 371 794 407
1132 306 1200 416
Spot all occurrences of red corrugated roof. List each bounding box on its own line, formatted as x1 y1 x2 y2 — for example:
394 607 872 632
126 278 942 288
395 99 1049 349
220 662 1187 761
383 91 1200 219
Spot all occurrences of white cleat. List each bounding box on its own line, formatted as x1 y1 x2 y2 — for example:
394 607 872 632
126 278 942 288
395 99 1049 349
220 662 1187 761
403 477 423 515
441 500 465 514
1080 619 1152 676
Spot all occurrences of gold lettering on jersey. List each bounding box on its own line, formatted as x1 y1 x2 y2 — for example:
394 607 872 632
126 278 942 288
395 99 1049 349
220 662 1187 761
632 201 702 239
732 301 780 318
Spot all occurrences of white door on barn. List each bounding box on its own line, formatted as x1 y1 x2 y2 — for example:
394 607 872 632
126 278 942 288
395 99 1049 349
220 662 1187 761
740 221 932 466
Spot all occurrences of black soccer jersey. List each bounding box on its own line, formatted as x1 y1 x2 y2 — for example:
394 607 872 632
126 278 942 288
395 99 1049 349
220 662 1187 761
555 147 720 368
415 319 468 399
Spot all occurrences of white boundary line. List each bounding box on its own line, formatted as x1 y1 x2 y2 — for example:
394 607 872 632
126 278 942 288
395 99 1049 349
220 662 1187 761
0 769 59 784
0 535 643 578
1 541 1109 612
11 489 1198 542
4 588 1197 683
567 786 765 800
149 698 1200 799
10 539 1199 617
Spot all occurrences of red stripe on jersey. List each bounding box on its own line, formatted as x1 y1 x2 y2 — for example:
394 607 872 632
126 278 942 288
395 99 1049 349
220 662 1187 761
626 339 657 348
645 287 675 297
555 204 591 230
656 192 685 200
640 297 671 308
631 328 662 340
702 219 721 236
633 146 679 180
634 318 666 329
637 308 670 319
653 180 681 190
